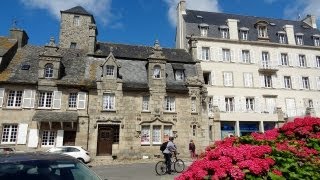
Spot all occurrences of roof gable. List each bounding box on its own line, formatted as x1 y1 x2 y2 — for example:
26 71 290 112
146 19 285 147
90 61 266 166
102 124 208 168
61 6 92 16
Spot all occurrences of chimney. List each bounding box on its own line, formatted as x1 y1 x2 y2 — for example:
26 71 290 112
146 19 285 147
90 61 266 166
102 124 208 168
227 19 239 40
177 0 186 15
283 25 295 45
302 14 317 29
10 28 29 48
88 23 97 54
176 0 186 49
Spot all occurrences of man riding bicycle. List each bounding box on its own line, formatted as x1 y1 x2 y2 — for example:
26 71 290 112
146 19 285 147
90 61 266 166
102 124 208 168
162 136 176 174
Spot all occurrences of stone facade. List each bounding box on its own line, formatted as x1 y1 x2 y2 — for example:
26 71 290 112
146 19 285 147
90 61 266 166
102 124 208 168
0 6 209 160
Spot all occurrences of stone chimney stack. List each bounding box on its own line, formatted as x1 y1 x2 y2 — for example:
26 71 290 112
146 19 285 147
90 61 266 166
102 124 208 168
88 23 97 54
302 14 317 29
283 25 296 45
10 28 29 48
176 0 187 49
227 19 239 40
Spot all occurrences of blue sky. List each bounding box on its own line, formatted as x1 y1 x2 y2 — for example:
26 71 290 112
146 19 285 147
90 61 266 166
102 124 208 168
0 0 319 48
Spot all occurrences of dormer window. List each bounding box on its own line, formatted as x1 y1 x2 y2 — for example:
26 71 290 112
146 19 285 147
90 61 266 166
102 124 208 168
239 27 249 40
258 26 268 38
44 63 53 78
199 23 209 37
153 65 161 79
106 65 114 76
278 31 287 44
295 33 304 45
175 69 185 81
313 35 320 46
219 26 229 39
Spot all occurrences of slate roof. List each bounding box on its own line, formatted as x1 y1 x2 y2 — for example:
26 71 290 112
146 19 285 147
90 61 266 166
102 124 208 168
0 42 197 92
0 37 17 56
184 10 320 46
33 111 78 122
61 6 92 16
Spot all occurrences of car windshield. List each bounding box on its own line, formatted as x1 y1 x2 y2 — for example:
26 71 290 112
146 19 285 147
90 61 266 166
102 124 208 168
0 160 101 180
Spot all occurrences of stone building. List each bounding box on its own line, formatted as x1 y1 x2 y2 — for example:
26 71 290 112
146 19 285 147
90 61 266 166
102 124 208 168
0 6 209 159
176 0 320 140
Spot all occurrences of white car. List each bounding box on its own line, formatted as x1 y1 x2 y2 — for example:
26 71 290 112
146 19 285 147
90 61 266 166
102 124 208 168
46 146 91 163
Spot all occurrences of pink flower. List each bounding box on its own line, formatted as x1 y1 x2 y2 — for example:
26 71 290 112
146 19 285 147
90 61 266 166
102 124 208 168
272 169 282 176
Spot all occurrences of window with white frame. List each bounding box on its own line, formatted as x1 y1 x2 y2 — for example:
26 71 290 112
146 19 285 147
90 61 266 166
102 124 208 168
163 125 173 142
7 90 22 107
103 93 115 110
41 130 55 147
245 97 255 111
225 97 235 112
284 76 292 89
261 52 270 68
200 27 208 37
152 126 161 144
201 47 210 60
240 30 248 40
220 28 229 39
243 73 253 87
299 55 306 67
305 99 314 108
1 124 18 144
142 96 149 111
314 37 320 46
73 16 80 26
175 69 184 81
265 97 276 114
302 77 310 89
242 50 250 63
44 64 54 78
153 65 161 79
192 124 197 136
222 49 231 62
316 56 320 68
223 72 233 86
258 26 268 38
165 96 175 112
141 125 150 145
191 97 196 113
68 92 77 108
105 65 114 76
279 34 286 44
264 75 272 88
296 35 303 45
281 53 288 66
38 92 53 108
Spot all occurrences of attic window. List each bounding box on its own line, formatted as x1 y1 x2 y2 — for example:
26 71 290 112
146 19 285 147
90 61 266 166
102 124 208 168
219 26 229 39
105 65 114 76
199 23 209 37
44 63 54 78
21 64 30 70
255 21 269 39
73 16 80 26
295 33 304 45
175 69 185 81
312 34 320 46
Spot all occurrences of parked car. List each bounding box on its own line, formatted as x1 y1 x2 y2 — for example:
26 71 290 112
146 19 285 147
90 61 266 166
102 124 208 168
46 146 91 163
0 152 102 180
0 146 15 154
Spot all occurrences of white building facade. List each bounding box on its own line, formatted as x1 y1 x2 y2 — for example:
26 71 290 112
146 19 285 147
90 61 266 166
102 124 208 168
176 0 320 141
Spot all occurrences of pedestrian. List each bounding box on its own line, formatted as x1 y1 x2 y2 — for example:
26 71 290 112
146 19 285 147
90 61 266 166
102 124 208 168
162 136 176 174
189 139 196 159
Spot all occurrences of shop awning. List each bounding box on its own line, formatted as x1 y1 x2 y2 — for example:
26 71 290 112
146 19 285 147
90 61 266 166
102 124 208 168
33 111 78 122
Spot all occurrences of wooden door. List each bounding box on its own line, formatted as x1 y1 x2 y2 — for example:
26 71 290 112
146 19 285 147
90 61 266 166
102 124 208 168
97 126 113 155
63 131 76 146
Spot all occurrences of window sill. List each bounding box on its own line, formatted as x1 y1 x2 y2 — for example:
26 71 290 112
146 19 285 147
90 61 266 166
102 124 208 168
67 109 78 111
163 111 177 114
2 107 23 110
191 112 199 115
141 111 151 113
101 110 116 112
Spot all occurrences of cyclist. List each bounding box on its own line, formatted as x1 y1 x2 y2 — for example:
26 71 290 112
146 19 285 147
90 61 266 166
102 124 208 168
162 136 176 174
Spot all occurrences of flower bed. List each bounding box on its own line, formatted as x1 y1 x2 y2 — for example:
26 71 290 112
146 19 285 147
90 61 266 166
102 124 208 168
176 117 320 180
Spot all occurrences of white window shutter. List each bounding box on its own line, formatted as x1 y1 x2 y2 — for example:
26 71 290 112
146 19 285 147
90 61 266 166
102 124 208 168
211 71 216 85
316 77 320 90
230 49 235 62
277 53 281 65
218 48 223 61
53 91 62 109
219 96 226 112
260 75 265 88
27 129 39 148
309 77 315 90
272 75 278 88
299 76 303 89
17 123 28 144
239 50 243 63
223 72 228 86
56 130 64 147
254 97 261 113
250 51 255 64
210 47 215 61
240 97 246 112
213 96 219 106
0 88 4 107
77 92 87 109
288 54 294 67
291 76 297 89
230 73 233 86
234 97 241 112
279 76 284 88
197 47 202 60
22 89 35 108
243 73 248 87
306 55 312 67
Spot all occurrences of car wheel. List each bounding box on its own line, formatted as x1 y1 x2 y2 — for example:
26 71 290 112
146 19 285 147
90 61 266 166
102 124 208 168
77 158 85 163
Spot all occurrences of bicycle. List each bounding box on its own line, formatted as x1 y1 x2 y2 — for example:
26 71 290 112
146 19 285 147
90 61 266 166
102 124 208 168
155 153 185 175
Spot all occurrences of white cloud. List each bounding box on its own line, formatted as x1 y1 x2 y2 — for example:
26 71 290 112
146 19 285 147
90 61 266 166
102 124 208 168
163 0 220 27
20 0 112 25
284 0 320 23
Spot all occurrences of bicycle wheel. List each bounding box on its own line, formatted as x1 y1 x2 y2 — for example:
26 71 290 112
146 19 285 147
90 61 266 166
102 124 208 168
155 161 167 175
174 159 185 173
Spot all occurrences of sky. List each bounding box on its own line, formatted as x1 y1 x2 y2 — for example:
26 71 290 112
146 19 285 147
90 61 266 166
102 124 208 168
0 0 319 48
